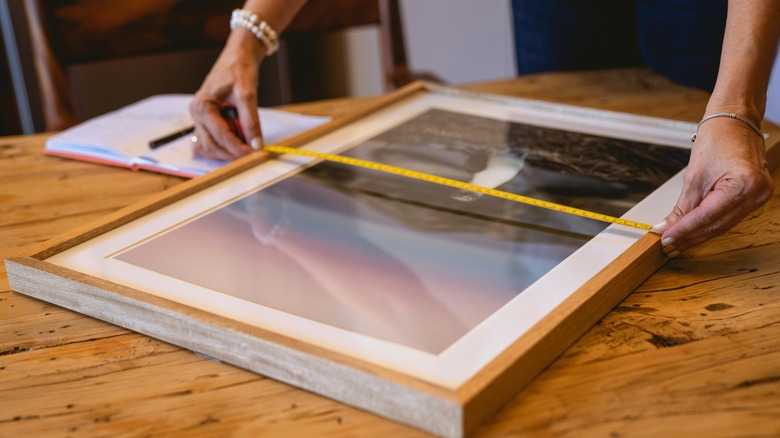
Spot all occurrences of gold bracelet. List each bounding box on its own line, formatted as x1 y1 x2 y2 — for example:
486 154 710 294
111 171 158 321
691 112 764 143
230 8 279 56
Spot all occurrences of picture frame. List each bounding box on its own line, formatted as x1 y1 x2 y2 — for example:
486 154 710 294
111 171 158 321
7 82 776 437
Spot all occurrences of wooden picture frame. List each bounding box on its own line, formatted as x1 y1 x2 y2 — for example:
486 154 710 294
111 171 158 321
7 82 777 437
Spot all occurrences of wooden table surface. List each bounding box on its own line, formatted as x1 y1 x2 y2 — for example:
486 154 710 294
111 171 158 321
2 68 780 437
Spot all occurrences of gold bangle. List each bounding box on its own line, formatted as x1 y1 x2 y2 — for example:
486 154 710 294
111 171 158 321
691 112 764 143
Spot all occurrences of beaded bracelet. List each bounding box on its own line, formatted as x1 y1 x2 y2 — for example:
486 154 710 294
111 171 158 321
230 8 279 56
691 112 764 143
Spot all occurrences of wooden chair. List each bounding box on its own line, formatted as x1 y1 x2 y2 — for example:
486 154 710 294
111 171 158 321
1 0 431 133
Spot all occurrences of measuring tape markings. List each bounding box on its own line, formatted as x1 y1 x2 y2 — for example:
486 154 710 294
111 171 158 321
262 145 654 232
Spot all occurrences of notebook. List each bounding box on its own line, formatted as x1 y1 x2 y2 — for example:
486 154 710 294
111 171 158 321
45 94 331 178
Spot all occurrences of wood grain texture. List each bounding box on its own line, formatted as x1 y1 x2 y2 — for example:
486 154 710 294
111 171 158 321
2 68 780 437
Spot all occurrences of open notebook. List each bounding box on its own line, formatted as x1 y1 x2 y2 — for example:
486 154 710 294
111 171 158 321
45 94 331 178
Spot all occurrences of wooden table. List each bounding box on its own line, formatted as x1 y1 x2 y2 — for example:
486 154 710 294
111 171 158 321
3 68 780 437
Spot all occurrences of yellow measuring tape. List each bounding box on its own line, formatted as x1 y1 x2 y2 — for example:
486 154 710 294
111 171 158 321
263 145 654 232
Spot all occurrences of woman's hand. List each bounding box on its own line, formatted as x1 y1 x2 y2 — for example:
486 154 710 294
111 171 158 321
652 116 774 257
189 30 267 161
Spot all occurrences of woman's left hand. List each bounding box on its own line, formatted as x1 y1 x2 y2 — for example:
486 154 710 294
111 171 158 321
652 116 774 257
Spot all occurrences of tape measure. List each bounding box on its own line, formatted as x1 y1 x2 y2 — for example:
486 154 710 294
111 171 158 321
263 145 654 232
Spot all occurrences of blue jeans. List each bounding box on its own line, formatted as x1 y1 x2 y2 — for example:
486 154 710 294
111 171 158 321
511 0 727 91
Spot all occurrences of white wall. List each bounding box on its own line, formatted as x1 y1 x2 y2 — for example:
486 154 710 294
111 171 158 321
398 0 516 85
343 27 384 97
343 0 515 97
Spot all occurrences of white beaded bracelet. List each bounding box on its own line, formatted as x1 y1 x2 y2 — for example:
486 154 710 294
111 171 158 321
230 8 279 56
691 112 764 143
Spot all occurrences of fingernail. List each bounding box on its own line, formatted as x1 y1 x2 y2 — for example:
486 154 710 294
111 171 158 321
660 236 677 258
651 219 667 233
250 137 263 150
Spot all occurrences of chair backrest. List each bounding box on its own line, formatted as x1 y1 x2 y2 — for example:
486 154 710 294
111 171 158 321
2 0 414 133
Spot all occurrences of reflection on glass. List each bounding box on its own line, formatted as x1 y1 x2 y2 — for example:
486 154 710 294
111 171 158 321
116 109 688 354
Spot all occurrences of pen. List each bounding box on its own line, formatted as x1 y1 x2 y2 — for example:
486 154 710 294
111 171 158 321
149 125 195 149
148 106 243 150
220 106 246 142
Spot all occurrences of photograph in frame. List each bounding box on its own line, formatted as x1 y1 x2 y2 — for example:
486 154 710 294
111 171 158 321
10 83 746 437
115 108 690 355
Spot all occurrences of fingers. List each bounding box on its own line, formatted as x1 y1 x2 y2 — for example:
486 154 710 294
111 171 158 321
234 88 263 151
189 97 254 160
654 168 774 257
658 194 748 257
191 127 235 161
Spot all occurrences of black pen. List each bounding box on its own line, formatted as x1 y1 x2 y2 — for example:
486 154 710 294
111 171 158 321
149 125 195 149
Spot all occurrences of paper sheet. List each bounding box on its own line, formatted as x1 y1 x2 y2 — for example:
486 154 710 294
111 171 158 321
141 107 331 176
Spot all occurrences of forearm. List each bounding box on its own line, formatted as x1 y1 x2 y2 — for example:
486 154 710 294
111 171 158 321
241 0 308 35
707 0 780 123
226 0 309 65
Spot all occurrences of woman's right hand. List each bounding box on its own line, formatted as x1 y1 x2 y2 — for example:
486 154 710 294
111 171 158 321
189 29 267 161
